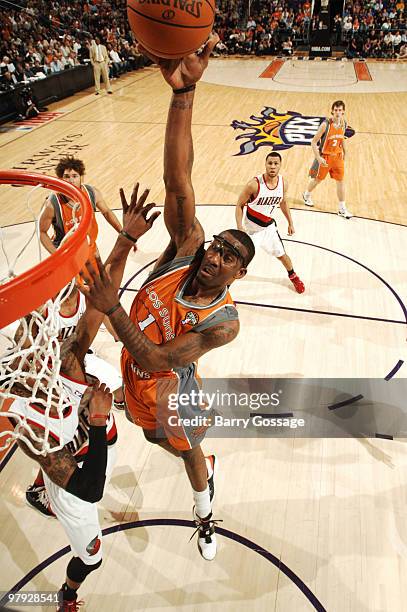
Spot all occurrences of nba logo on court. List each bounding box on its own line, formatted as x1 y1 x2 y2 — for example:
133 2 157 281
231 106 355 156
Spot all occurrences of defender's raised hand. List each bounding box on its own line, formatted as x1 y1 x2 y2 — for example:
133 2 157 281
138 32 220 90
89 381 113 426
119 182 160 243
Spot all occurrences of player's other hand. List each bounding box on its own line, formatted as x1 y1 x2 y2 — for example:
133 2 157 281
137 32 220 90
79 256 119 314
318 156 328 167
89 381 113 425
288 224 295 236
119 182 160 244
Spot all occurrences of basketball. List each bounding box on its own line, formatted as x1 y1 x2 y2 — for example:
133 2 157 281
127 0 215 59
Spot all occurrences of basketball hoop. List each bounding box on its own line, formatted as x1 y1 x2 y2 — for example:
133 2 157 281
0 170 92 328
0 170 93 455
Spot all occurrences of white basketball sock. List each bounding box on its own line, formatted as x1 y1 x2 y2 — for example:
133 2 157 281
193 486 211 520
339 201 346 210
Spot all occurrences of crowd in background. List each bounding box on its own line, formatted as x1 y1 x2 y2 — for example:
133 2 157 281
0 0 142 91
0 0 406 92
341 1 406 58
213 0 311 56
213 0 406 57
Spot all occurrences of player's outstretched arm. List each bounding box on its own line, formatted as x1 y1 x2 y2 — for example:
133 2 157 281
236 180 257 231
139 34 219 257
72 184 159 364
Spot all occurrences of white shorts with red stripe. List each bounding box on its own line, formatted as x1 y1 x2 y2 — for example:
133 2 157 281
43 444 117 565
243 216 285 258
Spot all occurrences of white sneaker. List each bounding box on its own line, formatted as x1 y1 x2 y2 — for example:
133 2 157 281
302 192 314 207
191 507 218 561
338 206 353 219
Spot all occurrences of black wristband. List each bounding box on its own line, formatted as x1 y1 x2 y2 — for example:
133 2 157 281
172 84 196 94
120 229 138 243
65 425 107 503
106 302 121 316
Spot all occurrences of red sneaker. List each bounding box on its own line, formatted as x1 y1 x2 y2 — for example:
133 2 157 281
289 273 305 294
56 598 84 611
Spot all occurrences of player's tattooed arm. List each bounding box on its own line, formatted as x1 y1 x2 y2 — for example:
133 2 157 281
108 307 239 370
17 425 77 489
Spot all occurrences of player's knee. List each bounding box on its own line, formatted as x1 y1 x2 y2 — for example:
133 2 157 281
180 446 202 465
67 556 102 583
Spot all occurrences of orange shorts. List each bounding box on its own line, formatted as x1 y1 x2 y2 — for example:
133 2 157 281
309 154 344 181
122 357 209 452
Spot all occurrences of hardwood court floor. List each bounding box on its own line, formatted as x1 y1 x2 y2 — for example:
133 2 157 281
0 60 406 611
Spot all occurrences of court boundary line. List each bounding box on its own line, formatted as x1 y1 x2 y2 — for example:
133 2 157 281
0 518 327 612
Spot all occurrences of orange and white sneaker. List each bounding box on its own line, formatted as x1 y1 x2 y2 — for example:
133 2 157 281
289 273 305 294
205 454 218 503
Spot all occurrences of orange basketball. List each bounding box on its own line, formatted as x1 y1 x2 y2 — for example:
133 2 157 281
127 0 215 59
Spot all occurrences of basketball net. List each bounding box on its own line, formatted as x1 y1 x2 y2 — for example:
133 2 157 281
0 171 92 456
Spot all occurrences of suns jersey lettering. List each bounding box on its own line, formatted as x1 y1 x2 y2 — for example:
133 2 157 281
245 174 284 229
320 118 347 156
121 257 238 381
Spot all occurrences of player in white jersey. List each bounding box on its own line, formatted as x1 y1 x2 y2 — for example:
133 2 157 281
236 152 305 294
8 185 160 611
22 283 123 517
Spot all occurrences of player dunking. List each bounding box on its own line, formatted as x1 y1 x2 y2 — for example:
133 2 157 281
302 100 352 219
81 33 255 561
236 151 305 294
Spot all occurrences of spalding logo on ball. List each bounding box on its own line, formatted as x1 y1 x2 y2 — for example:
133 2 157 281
127 0 215 59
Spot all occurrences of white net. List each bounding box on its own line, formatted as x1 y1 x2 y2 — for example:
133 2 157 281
0 175 88 456
0 283 75 455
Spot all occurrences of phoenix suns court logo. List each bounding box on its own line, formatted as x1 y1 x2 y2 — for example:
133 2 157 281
231 107 355 156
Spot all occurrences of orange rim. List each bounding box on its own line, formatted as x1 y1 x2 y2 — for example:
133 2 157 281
0 170 92 328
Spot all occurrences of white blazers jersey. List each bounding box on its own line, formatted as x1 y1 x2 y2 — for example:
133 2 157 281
10 372 92 446
244 174 284 232
53 292 87 342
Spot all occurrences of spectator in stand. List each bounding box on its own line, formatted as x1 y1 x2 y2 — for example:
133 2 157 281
393 31 402 53
398 42 407 57
108 43 124 78
50 52 64 73
282 37 293 56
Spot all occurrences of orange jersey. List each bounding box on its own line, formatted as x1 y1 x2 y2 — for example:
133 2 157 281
122 255 238 383
121 256 239 450
319 118 346 156
50 184 98 252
